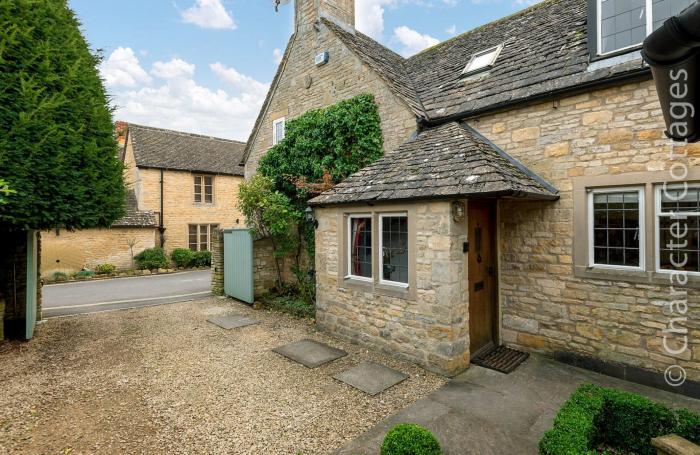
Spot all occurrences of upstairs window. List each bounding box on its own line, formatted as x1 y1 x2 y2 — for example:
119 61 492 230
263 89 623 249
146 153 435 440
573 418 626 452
194 175 213 204
594 0 694 56
461 44 503 78
273 118 285 145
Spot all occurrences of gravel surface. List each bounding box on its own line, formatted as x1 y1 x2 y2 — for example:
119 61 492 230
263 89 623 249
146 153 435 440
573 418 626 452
0 297 446 454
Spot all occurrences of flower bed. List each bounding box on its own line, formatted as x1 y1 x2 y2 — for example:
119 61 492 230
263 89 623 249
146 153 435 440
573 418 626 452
539 384 700 455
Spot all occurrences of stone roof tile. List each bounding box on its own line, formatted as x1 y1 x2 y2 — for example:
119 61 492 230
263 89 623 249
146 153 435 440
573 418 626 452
309 122 558 206
128 124 246 176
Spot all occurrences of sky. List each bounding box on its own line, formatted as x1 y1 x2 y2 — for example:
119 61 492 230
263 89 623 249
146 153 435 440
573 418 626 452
68 0 538 141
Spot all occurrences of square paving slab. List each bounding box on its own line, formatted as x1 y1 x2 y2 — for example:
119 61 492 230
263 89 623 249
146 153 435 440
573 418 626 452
207 315 259 330
334 362 409 396
272 339 347 368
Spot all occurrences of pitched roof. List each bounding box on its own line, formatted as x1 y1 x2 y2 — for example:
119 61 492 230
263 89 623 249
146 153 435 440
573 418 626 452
309 122 558 206
241 35 296 167
326 0 647 122
322 19 426 117
404 0 648 120
112 190 157 228
128 123 246 176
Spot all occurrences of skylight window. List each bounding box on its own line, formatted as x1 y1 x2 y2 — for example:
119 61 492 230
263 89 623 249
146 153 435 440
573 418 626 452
461 44 503 77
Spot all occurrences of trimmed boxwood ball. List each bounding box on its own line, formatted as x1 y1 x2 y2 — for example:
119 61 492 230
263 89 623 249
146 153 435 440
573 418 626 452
381 423 442 455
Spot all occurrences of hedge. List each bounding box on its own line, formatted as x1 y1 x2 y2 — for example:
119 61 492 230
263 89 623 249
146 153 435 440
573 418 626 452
539 384 700 455
0 0 125 230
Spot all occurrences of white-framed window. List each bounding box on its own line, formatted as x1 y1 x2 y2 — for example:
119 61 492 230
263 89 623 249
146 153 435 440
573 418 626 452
193 174 213 204
588 187 645 270
595 0 694 56
379 213 409 286
189 224 219 251
461 44 503 77
347 214 372 281
655 183 700 274
272 117 285 145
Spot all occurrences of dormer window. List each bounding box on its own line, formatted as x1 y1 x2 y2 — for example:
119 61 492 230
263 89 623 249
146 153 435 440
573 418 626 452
461 44 503 78
591 0 694 57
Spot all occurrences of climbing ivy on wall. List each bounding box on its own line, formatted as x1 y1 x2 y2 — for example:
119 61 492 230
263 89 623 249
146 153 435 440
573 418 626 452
241 94 383 299
257 93 384 210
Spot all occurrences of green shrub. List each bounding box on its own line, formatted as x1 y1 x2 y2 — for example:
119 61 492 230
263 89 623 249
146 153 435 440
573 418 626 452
171 248 195 268
676 408 700 443
192 251 212 267
0 0 126 230
381 423 442 455
539 384 700 455
134 247 167 270
261 293 315 319
73 270 94 280
94 263 116 275
539 384 603 455
597 387 676 454
52 271 68 282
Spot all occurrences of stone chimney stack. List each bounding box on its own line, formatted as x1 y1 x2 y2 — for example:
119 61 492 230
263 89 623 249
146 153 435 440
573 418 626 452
295 0 355 31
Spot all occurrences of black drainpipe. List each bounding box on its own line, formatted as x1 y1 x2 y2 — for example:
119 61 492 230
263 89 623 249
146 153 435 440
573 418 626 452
641 0 700 142
159 168 165 248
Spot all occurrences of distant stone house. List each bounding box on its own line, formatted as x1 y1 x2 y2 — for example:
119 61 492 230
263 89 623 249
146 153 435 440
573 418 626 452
42 124 246 276
245 0 700 388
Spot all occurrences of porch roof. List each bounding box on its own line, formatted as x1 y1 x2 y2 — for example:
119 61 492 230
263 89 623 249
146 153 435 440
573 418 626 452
309 122 558 206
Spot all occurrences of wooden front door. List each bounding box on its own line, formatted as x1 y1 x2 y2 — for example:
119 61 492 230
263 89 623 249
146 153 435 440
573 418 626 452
468 200 497 356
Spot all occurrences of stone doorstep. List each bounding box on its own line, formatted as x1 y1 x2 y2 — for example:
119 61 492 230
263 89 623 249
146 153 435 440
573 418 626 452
272 339 348 368
652 435 700 455
333 361 409 396
207 315 260 330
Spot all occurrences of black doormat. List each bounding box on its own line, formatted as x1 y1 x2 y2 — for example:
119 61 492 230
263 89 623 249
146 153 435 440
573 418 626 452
471 345 529 373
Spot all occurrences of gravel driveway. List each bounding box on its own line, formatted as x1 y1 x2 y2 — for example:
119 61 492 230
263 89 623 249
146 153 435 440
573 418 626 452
0 298 445 454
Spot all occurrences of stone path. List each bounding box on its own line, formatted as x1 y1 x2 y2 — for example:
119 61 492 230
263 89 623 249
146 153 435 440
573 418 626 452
336 355 700 455
273 340 410 396
207 314 259 329
334 362 408 396
273 339 348 368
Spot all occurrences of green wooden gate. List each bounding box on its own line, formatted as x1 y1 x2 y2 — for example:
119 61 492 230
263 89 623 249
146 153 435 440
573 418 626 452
25 230 38 340
223 229 254 304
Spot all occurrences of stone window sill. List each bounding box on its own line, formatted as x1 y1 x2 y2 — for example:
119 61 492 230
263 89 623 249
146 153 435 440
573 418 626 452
574 265 700 289
341 277 414 301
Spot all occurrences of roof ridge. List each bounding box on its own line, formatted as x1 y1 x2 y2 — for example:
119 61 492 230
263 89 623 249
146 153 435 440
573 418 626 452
321 18 428 118
407 0 563 60
126 122 246 144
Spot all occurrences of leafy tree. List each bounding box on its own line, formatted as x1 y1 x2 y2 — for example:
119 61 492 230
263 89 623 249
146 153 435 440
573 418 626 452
238 175 301 288
0 0 125 231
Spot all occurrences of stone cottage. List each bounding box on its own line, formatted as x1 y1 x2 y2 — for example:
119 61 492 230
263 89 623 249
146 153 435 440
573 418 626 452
245 0 700 390
42 123 247 276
